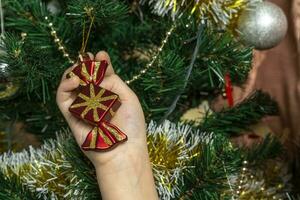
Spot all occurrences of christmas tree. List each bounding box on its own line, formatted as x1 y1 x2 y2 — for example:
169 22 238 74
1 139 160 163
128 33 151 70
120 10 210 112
0 0 296 199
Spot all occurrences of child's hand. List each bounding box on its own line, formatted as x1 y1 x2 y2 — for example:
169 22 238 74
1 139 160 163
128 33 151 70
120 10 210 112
57 51 148 166
57 51 158 200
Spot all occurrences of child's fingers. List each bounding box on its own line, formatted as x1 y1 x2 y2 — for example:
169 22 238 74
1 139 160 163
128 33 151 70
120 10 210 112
57 76 80 102
61 66 75 82
95 51 136 101
60 76 80 92
95 51 115 76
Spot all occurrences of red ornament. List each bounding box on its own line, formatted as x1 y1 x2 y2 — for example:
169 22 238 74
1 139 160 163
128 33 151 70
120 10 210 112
68 59 108 86
225 73 234 107
68 58 127 151
69 83 121 125
81 122 127 151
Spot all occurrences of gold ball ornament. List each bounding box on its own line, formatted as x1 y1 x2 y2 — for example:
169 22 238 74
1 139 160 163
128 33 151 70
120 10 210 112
237 1 288 50
0 81 20 100
0 63 20 100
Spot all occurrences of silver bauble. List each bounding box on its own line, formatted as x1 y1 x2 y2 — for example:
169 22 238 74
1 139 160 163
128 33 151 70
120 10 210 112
47 0 61 15
0 62 9 78
237 1 288 50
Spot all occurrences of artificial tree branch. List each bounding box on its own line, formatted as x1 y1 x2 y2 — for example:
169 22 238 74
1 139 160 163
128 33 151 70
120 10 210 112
160 23 205 123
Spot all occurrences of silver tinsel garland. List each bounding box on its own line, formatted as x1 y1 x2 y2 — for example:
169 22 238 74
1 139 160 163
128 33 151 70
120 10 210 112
0 121 206 200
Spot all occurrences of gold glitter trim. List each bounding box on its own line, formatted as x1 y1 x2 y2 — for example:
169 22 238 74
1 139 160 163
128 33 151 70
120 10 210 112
89 127 98 149
70 84 118 122
102 123 125 141
81 62 92 82
98 128 113 146
92 62 100 82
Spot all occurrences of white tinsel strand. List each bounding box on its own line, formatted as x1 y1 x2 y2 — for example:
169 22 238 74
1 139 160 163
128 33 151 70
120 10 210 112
0 131 73 199
147 120 213 200
140 0 262 29
0 121 213 200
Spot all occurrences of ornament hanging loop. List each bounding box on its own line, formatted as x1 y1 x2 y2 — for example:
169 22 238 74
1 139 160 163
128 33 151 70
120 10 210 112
79 7 95 55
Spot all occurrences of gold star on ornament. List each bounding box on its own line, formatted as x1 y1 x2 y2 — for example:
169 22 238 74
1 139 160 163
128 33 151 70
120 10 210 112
70 84 117 122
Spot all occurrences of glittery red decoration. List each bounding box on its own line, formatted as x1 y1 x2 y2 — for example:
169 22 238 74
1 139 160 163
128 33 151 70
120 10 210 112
225 72 234 107
69 83 121 125
81 122 127 151
68 59 108 86
68 58 127 151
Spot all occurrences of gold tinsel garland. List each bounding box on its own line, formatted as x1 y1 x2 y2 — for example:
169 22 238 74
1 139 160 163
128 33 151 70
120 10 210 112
142 0 262 30
0 135 76 199
0 121 201 199
224 160 291 200
147 121 201 199
0 121 291 200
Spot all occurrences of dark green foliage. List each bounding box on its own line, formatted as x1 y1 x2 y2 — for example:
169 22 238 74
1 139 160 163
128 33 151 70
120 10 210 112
63 137 101 200
244 134 282 162
197 91 279 136
175 136 241 200
135 50 186 119
0 0 288 199
175 132 283 200
66 0 128 27
0 0 256 137
0 171 38 200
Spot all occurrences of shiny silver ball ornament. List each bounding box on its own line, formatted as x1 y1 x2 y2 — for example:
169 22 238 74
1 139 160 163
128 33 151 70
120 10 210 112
237 1 288 50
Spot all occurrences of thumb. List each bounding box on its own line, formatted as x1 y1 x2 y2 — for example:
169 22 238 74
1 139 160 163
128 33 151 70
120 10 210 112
100 75 137 102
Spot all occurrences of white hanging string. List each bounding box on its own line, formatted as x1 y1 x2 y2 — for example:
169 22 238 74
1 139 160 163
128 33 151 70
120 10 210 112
0 0 4 39
0 0 8 73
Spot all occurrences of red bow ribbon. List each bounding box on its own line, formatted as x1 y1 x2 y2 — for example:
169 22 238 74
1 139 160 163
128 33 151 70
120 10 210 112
68 57 127 151
68 58 108 86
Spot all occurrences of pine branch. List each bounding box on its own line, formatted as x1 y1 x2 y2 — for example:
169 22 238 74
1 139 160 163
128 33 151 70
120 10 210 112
174 135 242 200
244 134 283 162
160 23 205 123
175 130 284 200
197 91 278 136
63 137 101 200
65 0 128 27
1 3 252 136
0 171 38 200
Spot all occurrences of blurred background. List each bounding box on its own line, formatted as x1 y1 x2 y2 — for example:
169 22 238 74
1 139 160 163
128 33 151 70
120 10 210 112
0 0 299 199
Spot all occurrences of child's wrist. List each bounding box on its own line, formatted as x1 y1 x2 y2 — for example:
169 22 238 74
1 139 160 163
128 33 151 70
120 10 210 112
92 139 149 169
94 147 156 200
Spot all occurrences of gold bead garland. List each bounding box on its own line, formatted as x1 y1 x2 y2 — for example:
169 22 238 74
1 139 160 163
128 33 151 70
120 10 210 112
125 24 176 85
44 16 74 64
13 32 27 58
125 20 195 85
230 160 285 200
235 160 248 196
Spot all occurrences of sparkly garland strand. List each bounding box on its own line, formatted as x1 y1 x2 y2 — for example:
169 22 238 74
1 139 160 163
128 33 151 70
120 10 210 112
0 121 291 200
142 0 262 30
225 160 291 200
43 13 175 84
125 24 176 84
0 121 201 200
44 16 74 64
